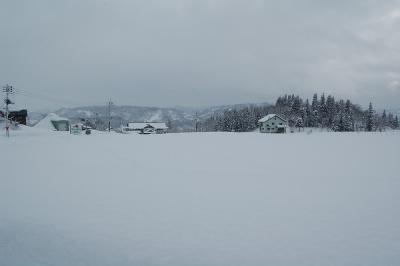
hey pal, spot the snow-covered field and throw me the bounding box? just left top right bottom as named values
left=1, top=128, right=400, bottom=266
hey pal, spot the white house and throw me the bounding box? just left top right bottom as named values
left=258, top=114, right=287, bottom=133
left=123, top=122, right=168, bottom=134
left=35, top=113, right=70, bottom=131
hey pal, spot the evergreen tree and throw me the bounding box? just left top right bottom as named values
left=305, top=99, right=312, bottom=127
left=366, top=102, right=374, bottom=131
left=393, top=116, right=399, bottom=129
left=319, top=93, right=327, bottom=127
left=310, top=93, right=318, bottom=127
left=326, top=95, right=336, bottom=128
left=380, top=110, right=387, bottom=130
left=291, top=96, right=301, bottom=116
left=388, top=113, right=394, bottom=129
left=333, top=100, right=345, bottom=131
left=295, top=117, right=304, bottom=131
left=343, top=99, right=354, bottom=131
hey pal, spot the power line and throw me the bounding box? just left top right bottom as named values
left=13, top=88, right=96, bottom=107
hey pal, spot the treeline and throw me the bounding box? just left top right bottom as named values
left=201, top=94, right=399, bottom=132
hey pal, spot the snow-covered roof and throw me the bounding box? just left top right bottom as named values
left=35, top=113, right=69, bottom=130
left=127, top=122, right=168, bottom=130
left=258, top=114, right=287, bottom=123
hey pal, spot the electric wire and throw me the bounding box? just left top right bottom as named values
left=13, top=88, right=99, bottom=107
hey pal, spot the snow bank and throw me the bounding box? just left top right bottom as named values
left=1, top=131, right=399, bottom=265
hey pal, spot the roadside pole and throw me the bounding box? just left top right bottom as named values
left=2, top=84, right=14, bottom=137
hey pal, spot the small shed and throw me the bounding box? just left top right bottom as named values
left=258, top=114, right=287, bottom=133
left=35, top=113, right=70, bottom=131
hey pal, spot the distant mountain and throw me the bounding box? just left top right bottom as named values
left=57, top=105, right=189, bottom=122
left=194, top=102, right=270, bottom=119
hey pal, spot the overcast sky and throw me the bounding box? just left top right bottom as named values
left=1, top=0, right=400, bottom=110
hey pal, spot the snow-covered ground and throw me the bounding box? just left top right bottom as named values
left=1, top=127, right=400, bottom=266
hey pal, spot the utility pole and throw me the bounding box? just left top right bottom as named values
left=2, top=84, right=14, bottom=137
left=194, top=112, right=198, bottom=132
left=108, top=99, right=113, bottom=132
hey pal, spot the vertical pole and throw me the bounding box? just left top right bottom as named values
left=3, top=84, right=14, bottom=137
left=5, top=90, right=9, bottom=137
left=194, top=112, right=198, bottom=132
left=108, top=99, right=113, bottom=132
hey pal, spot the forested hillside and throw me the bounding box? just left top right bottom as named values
left=201, top=94, right=399, bottom=132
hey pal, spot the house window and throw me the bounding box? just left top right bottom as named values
left=272, top=122, right=275, bottom=125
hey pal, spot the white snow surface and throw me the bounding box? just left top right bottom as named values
left=1, top=128, right=400, bottom=266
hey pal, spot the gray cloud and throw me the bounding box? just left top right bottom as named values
left=1, top=0, right=400, bottom=110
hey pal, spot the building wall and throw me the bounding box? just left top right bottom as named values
left=1, top=109, right=28, bottom=125
left=51, top=120, right=70, bottom=131
left=260, top=116, right=287, bottom=133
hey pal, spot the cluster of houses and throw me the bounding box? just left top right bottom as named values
left=2, top=108, right=289, bottom=134
left=120, top=115, right=288, bottom=134
left=36, top=114, right=288, bottom=134
left=32, top=113, right=170, bottom=134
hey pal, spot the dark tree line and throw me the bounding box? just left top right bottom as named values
left=201, top=93, right=399, bottom=132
